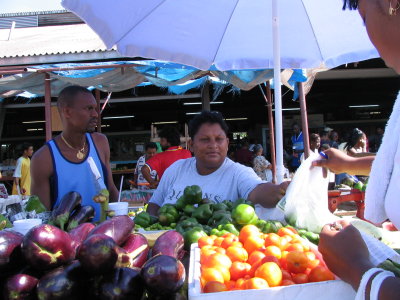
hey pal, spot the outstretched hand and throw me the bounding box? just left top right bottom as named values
left=312, top=148, right=353, bottom=174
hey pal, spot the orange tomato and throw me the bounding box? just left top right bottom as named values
left=254, top=262, right=282, bottom=287
left=278, top=227, right=296, bottom=237
left=239, top=225, right=260, bottom=243
left=285, top=243, right=304, bottom=252
left=281, top=269, right=292, bottom=281
left=226, top=246, right=248, bottom=262
left=286, top=251, right=309, bottom=274
left=248, top=250, right=266, bottom=266
left=235, top=278, right=248, bottom=290
left=305, top=251, right=320, bottom=269
left=245, top=277, right=269, bottom=290
left=209, top=235, right=218, bottom=240
left=203, top=252, right=232, bottom=270
left=264, top=245, right=282, bottom=259
left=198, top=236, right=215, bottom=248
left=281, top=279, right=296, bottom=286
left=215, top=266, right=231, bottom=282
left=292, top=273, right=309, bottom=284
left=230, top=261, right=251, bottom=281
left=214, top=247, right=226, bottom=255
left=225, top=280, right=236, bottom=291
left=201, top=268, right=225, bottom=286
left=230, top=241, right=243, bottom=248
left=213, top=237, right=225, bottom=247
left=244, top=235, right=264, bottom=254
left=280, top=250, right=289, bottom=269
left=203, top=281, right=227, bottom=293
left=221, top=236, right=235, bottom=249
left=308, top=266, right=335, bottom=282
left=264, top=233, right=282, bottom=248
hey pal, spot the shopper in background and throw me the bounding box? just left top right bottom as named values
left=344, top=128, right=372, bottom=157
left=12, top=143, right=34, bottom=196
left=300, top=133, right=321, bottom=163
left=289, top=123, right=304, bottom=172
left=31, top=86, right=118, bottom=220
left=131, top=142, right=157, bottom=190
left=252, top=144, right=272, bottom=181
left=329, top=131, right=340, bottom=149
left=235, top=139, right=253, bottom=167
left=142, top=126, right=191, bottom=188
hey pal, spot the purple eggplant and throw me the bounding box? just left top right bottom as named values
left=115, top=233, right=149, bottom=269
left=49, top=191, right=82, bottom=231
left=36, top=261, right=87, bottom=300
left=141, top=255, right=185, bottom=297
left=98, top=267, right=144, bottom=300
left=88, top=215, right=134, bottom=246
left=0, top=230, right=24, bottom=273
left=151, top=230, right=184, bottom=260
left=77, top=233, right=118, bottom=274
left=68, top=222, right=95, bottom=252
left=21, top=224, right=75, bottom=270
left=66, top=205, right=95, bottom=232
left=3, top=274, right=38, bottom=300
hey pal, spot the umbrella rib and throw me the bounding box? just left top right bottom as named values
left=300, top=0, right=323, bottom=63
left=211, top=0, right=241, bottom=66
left=114, top=0, right=169, bottom=45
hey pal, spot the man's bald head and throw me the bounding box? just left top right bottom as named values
left=57, top=86, right=92, bottom=112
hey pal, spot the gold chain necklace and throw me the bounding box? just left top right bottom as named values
left=61, top=134, right=86, bottom=159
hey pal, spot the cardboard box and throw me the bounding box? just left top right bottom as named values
left=188, top=245, right=356, bottom=300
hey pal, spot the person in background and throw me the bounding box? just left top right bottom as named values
left=235, top=139, right=253, bottom=167
left=12, top=143, right=34, bottom=196
left=289, top=123, right=303, bottom=172
left=147, top=111, right=288, bottom=215
left=131, top=142, right=157, bottom=190
left=31, top=86, right=118, bottom=220
left=345, top=128, right=373, bottom=157
left=320, top=128, right=332, bottom=148
left=329, top=131, right=339, bottom=149
left=252, top=144, right=272, bottom=181
left=369, top=126, right=384, bottom=153
left=142, top=126, right=191, bottom=189
left=314, top=0, right=400, bottom=298
left=300, top=133, right=321, bottom=163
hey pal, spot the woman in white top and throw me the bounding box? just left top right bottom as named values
left=313, top=0, right=400, bottom=299
left=252, top=145, right=272, bottom=181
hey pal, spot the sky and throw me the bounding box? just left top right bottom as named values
left=0, top=0, right=64, bottom=14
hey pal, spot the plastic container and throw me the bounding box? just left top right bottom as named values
left=109, top=202, right=129, bottom=216
left=188, top=244, right=356, bottom=300
left=13, top=218, right=42, bottom=235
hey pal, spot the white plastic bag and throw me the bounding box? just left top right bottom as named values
left=283, top=152, right=338, bottom=233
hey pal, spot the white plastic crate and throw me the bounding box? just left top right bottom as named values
left=188, top=244, right=356, bottom=300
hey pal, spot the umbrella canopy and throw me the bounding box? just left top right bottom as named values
left=62, top=0, right=378, bottom=71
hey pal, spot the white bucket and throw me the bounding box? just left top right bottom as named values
left=13, top=218, right=42, bottom=235
left=109, top=202, right=129, bottom=216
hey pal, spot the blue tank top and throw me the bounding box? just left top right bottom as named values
left=47, top=133, right=108, bottom=221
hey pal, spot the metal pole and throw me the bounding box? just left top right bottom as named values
left=201, top=80, right=211, bottom=111
left=95, top=89, right=102, bottom=133
left=44, top=73, right=52, bottom=141
left=298, top=82, right=310, bottom=159
left=266, top=83, right=277, bottom=183
left=272, top=0, right=284, bottom=183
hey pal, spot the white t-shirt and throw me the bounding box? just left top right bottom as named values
left=13, top=157, right=24, bottom=178
left=149, top=157, right=264, bottom=206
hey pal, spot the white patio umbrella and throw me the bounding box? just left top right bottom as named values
left=62, top=0, right=378, bottom=181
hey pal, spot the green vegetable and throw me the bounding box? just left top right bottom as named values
left=175, top=196, right=186, bottom=211
left=354, top=181, right=364, bottom=191
left=232, top=204, right=256, bottom=225
left=232, top=198, right=254, bottom=209
left=212, top=203, right=228, bottom=212
left=135, top=212, right=152, bottom=228
left=210, top=228, right=230, bottom=237
left=158, top=204, right=179, bottom=226
left=183, top=204, right=196, bottom=216
left=222, top=200, right=234, bottom=211
left=217, top=223, right=239, bottom=236
left=302, top=231, right=320, bottom=245
left=208, top=210, right=232, bottom=227
left=176, top=218, right=200, bottom=235
left=183, top=185, right=203, bottom=205
left=183, top=227, right=207, bottom=250
left=256, top=220, right=268, bottom=232
left=25, top=195, right=46, bottom=213
left=192, top=204, right=213, bottom=224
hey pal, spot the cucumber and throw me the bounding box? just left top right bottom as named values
left=350, top=219, right=383, bottom=241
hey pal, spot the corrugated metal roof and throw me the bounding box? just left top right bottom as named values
left=0, top=15, right=38, bottom=29
left=0, top=10, right=69, bottom=18
left=0, top=23, right=116, bottom=60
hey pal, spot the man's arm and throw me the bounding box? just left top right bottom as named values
left=30, top=146, right=53, bottom=210
left=248, top=181, right=289, bottom=208
left=141, top=165, right=158, bottom=189
left=93, top=133, right=118, bottom=202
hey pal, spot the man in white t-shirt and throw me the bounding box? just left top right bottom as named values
left=147, top=111, right=289, bottom=215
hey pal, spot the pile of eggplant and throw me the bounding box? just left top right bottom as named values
left=0, top=215, right=187, bottom=300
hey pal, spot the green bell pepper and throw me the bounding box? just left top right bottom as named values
left=183, top=226, right=207, bottom=250
left=212, top=203, right=228, bottom=212
left=134, top=211, right=152, bottom=228
left=255, top=219, right=268, bottom=232
left=192, top=203, right=213, bottom=224
left=158, top=204, right=179, bottom=226
left=217, top=223, right=239, bottom=236
left=183, top=204, right=196, bottom=216
left=202, top=225, right=212, bottom=235
left=210, top=228, right=230, bottom=237
left=207, top=210, right=233, bottom=227
left=222, top=200, right=233, bottom=211
left=176, top=218, right=201, bottom=235
left=232, top=204, right=256, bottom=225
left=183, top=185, right=203, bottom=205
left=175, top=196, right=187, bottom=211
left=232, top=198, right=254, bottom=209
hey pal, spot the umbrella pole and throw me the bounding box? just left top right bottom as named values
left=272, top=0, right=284, bottom=183
left=298, top=82, right=310, bottom=159
left=201, top=80, right=211, bottom=111
left=44, top=73, right=52, bottom=142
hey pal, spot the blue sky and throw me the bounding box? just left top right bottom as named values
left=0, top=0, right=63, bottom=14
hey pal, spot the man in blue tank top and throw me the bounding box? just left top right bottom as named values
left=31, top=86, right=118, bottom=221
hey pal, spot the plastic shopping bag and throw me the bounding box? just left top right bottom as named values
left=283, top=152, right=338, bottom=233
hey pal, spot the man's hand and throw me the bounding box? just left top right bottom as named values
left=249, top=181, right=289, bottom=208
left=148, top=180, right=159, bottom=189
left=319, top=220, right=373, bottom=289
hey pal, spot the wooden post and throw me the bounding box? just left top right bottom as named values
left=266, top=83, right=277, bottom=183
left=44, top=73, right=52, bottom=141
left=298, top=82, right=310, bottom=159
left=95, top=89, right=102, bottom=133
left=201, top=80, right=211, bottom=111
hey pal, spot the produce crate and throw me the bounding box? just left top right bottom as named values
left=188, top=244, right=356, bottom=300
